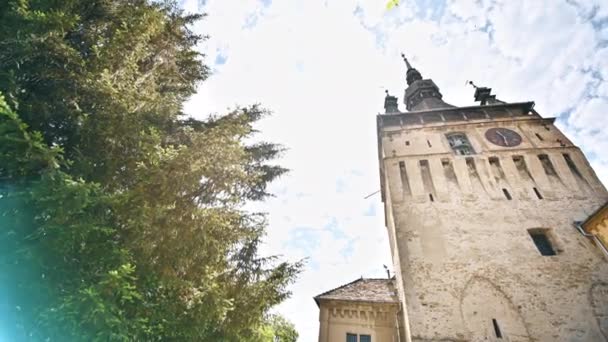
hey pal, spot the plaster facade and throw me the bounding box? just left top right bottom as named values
left=317, top=300, right=400, bottom=342
left=378, top=103, right=608, bottom=341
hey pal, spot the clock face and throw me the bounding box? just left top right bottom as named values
left=485, top=128, right=522, bottom=147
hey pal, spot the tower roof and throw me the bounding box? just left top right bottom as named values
left=469, top=81, right=505, bottom=105
left=402, top=53, right=422, bottom=86
left=400, top=53, right=455, bottom=111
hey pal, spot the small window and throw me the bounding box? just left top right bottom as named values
left=535, top=133, right=544, bottom=141
left=538, top=154, right=557, bottom=175
left=360, top=335, right=371, bottom=342
left=528, top=229, right=557, bottom=256
left=429, top=193, right=434, bottom=202
left=405, top=140, right=410, bottom=146
left=563, top=153, right=583, bottom=177
left=533, top=187, right=543, bottom=199
left=502, top=188, right=512, bottom=200
left=427, top=139, right=432, bottom=148
left=446, top=133, right=475, bottom=155
left=347, top=333, right=357, bottom=342
left=492, top=319, right=503, bottom=339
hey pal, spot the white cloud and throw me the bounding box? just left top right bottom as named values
left=181, top=0, right=608, bottom=340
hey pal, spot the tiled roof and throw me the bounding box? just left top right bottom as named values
left=314, top=278, right=399, bottom=306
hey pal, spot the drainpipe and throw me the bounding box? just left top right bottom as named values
left=574, top=221, right=608, bottom=260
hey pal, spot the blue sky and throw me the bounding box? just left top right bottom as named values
left=180, top=0, right=608, bottom=340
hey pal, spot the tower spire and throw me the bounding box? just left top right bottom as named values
left=401, top=53, right=413, bottom=70
left=401, top=52, right=422, bottom=86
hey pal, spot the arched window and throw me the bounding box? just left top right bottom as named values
left=446, top=133, right=475, bottom=155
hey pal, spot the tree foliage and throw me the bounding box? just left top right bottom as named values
left=0, top=0, right=301, bottom=340
left=257, top=314, right=299, bottom=342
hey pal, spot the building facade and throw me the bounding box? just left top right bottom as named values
left=315, top=278, right=401, bottom=342
left=376, top=56, right=608, bottom=341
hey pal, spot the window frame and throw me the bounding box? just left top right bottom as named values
left=445, top=132, right=476, bottom=156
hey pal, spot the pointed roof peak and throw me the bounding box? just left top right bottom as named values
left=400, top=53, right=423, bottom=86
left=401, top=52, right=413, bottom=70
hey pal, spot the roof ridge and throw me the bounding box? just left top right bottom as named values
left=313, top=277, right=397, bottom=307
left=313, top=277, right=364, bottom=300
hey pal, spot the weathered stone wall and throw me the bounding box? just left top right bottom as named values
left=380, top=115, right=608, bottom=341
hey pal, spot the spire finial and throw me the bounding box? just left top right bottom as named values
left=467, top=80, right=478, bottom=89
left=401, top=52, right=413, bottom=70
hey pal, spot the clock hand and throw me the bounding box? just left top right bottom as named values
left=496, top=131, right=508, bottom=145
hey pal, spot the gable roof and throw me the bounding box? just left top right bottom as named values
left=314, top=277, right=399, bottom=307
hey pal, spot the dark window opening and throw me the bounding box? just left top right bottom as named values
left=535, top=133, right=544, bottom=141
left=429, top=193, right=434, bottom=202
left=563, top=153, right=583, bottom=178
left=360, top=335, right=371, bottom=342
left=346, top=333, right=357, bottom=342
left=492, top=319, right=503, bottom=339
left=533, top=187, right=543, bottom=199
left=529, top=229, right=557, bottom=256
left=399, top=161, right=411, bottom=196
left=538, top=154, right=557, bottom=175
left=427, top=139, right=432, bottom=148
left=489, top=157, right=499, bottom=166
left=502, top=188, right=512, bottom=200
left=405, top=140, right=410, bottom=146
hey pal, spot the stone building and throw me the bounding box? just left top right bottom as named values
left=316, top=56, right=608, bottom=341
left=315, top=278, right=401, bottom=342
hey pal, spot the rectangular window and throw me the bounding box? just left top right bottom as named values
left=563, top=153, right=582, bottom=178
left=492, top=319, right=503, bottom=339
left=360, top=335, right=371, bottom=342
left=538, top=154, right=557, bottom=175
left=347, top=333, right=357, bottom=342
left=502, top=188, right=512, bottom=200
left=533, top=187, right=543, bottom=199
left=528, top=229, right=557, bottom=256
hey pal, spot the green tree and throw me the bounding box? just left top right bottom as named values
left=0, top=0, right=301, bottom=340
left=251, top=314, right=298, bottom=342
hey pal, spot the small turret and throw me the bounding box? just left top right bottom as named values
left=384, top=90, right=399, bottom=113
left=468, top=81, right=505, bottom=105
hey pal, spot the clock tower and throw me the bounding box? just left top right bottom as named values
left=378, top=56, right=608, bottom=341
